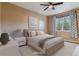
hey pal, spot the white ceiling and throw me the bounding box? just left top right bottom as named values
left=10, top=2, right=79, bottom=16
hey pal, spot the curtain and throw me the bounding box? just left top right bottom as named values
left=70, top=11, right=78, bottom=38
left=51, top=16, right=57, bottom=36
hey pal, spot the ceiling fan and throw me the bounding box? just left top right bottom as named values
left=40, top=2, right=63, bottom=11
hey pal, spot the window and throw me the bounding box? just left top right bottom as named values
left=55, top=15, right=71, bottom=31
left=39, top=20, right=44, bottom=30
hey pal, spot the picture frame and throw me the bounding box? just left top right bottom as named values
left=28, top=16, right=39, bottom=30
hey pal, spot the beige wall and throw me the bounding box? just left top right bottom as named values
left=47, top=16, right=52, bottom=34
left=1, top=3, right=47, bottom=34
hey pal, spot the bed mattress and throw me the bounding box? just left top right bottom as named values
left=28, top=34, right=64, bottom=52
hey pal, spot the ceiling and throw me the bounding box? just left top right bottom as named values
left=10, top=2, right=79, bottom=16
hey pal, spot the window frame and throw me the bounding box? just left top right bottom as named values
left=55, top=15, right=71, bottom=32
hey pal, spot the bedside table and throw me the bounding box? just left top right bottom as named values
left=15, top=37, right=26, bottom=46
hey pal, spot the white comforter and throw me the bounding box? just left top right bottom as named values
left=28, top=34, right=64, bottom=52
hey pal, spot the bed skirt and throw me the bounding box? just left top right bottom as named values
left=45, top=41, right=64, bottom=56
left=28, top=41, right=64, bottom=56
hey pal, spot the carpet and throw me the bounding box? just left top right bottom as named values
left=19, top=42, right=79, bottom=56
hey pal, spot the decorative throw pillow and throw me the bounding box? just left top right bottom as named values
left=0, top=33, right=9, bottom=45
left=29, top=31, right=36, bottom=37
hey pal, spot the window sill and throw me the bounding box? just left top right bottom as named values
left=56, top=30, right=71, bottom=32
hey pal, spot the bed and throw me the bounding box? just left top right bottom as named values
left=27, top=33, right=64, bottom=55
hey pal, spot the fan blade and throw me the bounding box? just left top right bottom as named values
left=49, top=2, right=53, bottom=5
left=40, top=4, right=49, bottom=6
left=53, top=2, right=63, bottom=6
left=44, top=7, right=49, bottom=11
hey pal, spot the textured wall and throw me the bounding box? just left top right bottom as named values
left=46, top=16, right=52, bottom=34
left=1, top=3, right=47, bottom=34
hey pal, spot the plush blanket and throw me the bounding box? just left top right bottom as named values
left=39, top=36, right=55, bottom=49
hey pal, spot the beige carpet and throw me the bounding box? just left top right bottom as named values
left=65, top=39, right=79, bottom=44
left=19, top=42, right=79, bottom=56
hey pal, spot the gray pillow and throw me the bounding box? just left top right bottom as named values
left=23, top=29, right=29, bottom=37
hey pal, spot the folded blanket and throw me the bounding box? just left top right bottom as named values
left=39, top=36, right=55, bottom=49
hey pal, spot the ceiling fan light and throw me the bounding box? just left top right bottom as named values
left=49, top=5, right=53, bottom=8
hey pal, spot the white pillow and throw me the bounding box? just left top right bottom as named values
left=37, top=31, right=45, bottom=35
left=29, top=31, right=36, bottom=37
